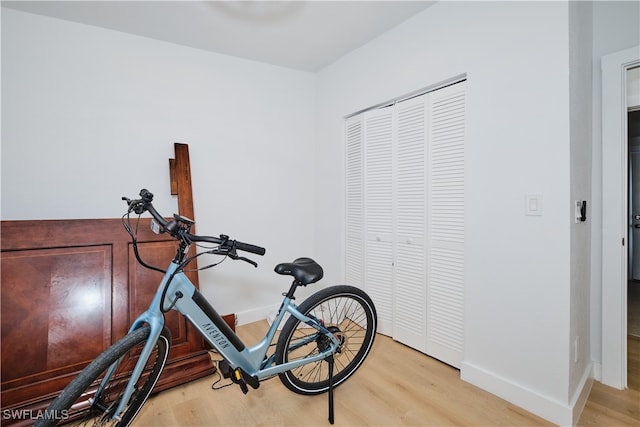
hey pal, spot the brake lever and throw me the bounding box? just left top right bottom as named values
left=208, top=249, right=257, bottom=268
left=236, top=256, right=258, bottom=268
left=122, top=196, right=146, bottom=214
left=210, top=236, right=258, bottom=268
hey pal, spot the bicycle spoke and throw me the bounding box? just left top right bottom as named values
left=36, top=327, right=169, bottom=427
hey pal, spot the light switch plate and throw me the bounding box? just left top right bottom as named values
left=525, top=194, right=542, bottom=216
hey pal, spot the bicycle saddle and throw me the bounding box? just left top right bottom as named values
left=274, top=257, right=323, bottom=285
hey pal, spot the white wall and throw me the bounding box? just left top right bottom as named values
left=1, top=8, right=318, bottom=321
left=316, top=1, right=576, bottom=424
left=589, top=0, right=640, bottom=379
left=568, top=0, right=593, bottom=417
left=5, top=1, right=637, bottom=425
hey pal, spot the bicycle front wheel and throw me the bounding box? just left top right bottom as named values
left=275, top=285, right=377, bottom=395
left=35, top=325, right=170, bottom=427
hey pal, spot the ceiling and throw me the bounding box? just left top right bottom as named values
left=2, top=1, right=436, bottom=72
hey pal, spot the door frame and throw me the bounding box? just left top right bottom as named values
left=602, top=45, right=640, bottom=389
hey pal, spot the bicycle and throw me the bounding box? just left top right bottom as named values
left=35, top=189, right=377, bottom=426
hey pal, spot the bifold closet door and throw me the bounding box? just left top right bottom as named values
left=426, top=82, right=466, bottom=368
left=392, top=97, right=428, bottom=352
left=345, top=118, right=364, bottom=305
left=344, top=80, right=466, bottom=368
left=362, top=107, right=395, bottom=336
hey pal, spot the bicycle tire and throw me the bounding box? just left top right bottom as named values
left=34, top=325, right=170, bottom=427
left=275, top=285, right=377, bottom=395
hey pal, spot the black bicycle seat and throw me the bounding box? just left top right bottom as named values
left=274, top=257, right=323, bottom=285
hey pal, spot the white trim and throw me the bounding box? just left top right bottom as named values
left=570, top=364, right=594, bottom=426
left=343, top=74, right=466, bottom=119
left=592, top=361, right=602, bottom=382
left=236, top=304, right=276, bottom=326
left=461, top=362, right=574, bottom=426
left=601, top=45, right=640, bottom=389
left=461, top=361, right=593, bottom=426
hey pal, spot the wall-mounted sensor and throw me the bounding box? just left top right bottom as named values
left=575, top=200, right=587, bottom=223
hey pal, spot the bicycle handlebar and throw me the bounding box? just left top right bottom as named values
left=123, top=189, right=266, bottom=257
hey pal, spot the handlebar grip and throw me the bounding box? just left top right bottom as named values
left=235, top=241, right=266, bottom=256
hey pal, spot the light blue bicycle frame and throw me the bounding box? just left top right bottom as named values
left=102, top=261, right=341, bottom=422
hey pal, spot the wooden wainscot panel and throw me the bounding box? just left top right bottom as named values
left=1, top=218, right=215, bottom=426
left=1, top=245, right=112, bottom=408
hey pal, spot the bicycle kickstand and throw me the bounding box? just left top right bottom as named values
left=327, top=355, right=335, bottom=425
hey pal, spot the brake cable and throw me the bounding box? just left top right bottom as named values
left=122, top=211, right=166, bottom=274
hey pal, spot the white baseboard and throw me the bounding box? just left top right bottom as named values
left=570, top=363, right=594, bottom=426
left=461, top=361, right=593, bottom=426
left=235, top=305, right=274, bottom=326
left=591, top=361, right=602, bottom=382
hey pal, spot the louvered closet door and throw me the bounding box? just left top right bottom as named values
left=345, top=117, right=364, bottom=290
left=392, top=97, right=427, bottom=352
left=426, top=82, right=466, bottom=368
left=345, top=80, right=466, bottom=368
left=363, top=107, right=394, bottom=336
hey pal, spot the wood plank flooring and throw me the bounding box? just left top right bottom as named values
left=629, top=336, right=640, bottom=391
left=133, top=321, right=639, bottom=426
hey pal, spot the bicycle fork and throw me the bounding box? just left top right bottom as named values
left=94, top=272, right=171, bottom=423
left=92, top=311, right=165, bottom=423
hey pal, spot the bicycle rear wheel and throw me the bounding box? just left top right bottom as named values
left=275, top=285, right=377, bottom=395
left=35, top=325, right=170, bottom=427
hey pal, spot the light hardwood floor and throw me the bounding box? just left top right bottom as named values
left=133, top=321, right=639, bottom=426
left=629, top=336, right=640, bottom=391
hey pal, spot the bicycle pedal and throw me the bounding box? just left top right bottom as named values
left=231, top=367, right=260, bottom=393
left=233, top=370, right=249, bottom=394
